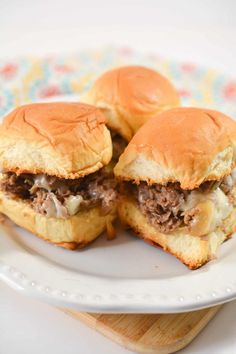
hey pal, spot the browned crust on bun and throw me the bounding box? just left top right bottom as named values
left=82, top=65, right=180, bottom=141
left=0, top=102, right=112, bottom=178
left=55, top=241, right=79, bottom=250
left=114, top=107, right=236, bottom=189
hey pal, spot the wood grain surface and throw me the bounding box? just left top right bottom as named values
left=63, top=306, right=221, bottom=354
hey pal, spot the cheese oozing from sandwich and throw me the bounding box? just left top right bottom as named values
left=123, top=168, right=236, bottom=237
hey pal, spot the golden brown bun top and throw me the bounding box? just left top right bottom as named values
left=82, top=65, right=180, bottom=141
left=114, top=107, right=236, bottom=189
left=0, top=102, right=112, bottom=178
left=2, top=102, right=106, bottom=153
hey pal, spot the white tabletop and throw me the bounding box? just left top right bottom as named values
left=1, top=282, right=236, bottom=354
left=1, top=1, right=236, bottom=353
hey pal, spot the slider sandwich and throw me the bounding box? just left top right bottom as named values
left=82, top=66, right=180, bottom=160
left=0, top=102, right=117, bottom=249
left=114, top=107, right=236, bottom=269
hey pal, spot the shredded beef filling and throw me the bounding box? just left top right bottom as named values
left=0, top=169, right=117, bottom=219
left=133, top=182, right=187, bottom=233
left=110, top=131, right=127, bottom=160
left=125, top=172, right=236, bottom=234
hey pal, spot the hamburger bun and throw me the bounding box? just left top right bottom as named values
left=0, top=190, right=116, bottom=249
left=82, top=66, right=180, bottom=141
left=0, top=102, right=112, bottom=179
left=114, top=107, right=236, bottom=189
left=119, top=195, right=236, bottom=269
left=115, top=107, right=236, bottom=268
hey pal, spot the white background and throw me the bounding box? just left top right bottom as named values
left=1, top=1, right=236, bottom=353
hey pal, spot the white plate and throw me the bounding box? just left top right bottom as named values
left=1, top=221, right=236, bottom=313
left=1, top=93, right=236, bottom=314
left=1, top=58, right=236, bottom=313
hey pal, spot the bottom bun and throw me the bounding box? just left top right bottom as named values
left=0, top=191, right=116, bottom=250
left=119, top=197, right=236, bottom=269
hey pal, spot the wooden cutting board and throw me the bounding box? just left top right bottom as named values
left=63, top=305, right=221, bottom=354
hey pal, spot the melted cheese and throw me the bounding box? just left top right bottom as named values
left=182, top=188, right=232, bottom=234
left=64, top=195, right=83, bottom=216
left=50, top=193, right=68, bottom=218
left=33, top=175, right=84, bottom=217
left=34, top=174, right=52, bottom=191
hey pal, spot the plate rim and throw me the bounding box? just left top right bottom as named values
left=1, top=257, right=236, bottom=313
left=1, top=222, right=236, bottom=314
